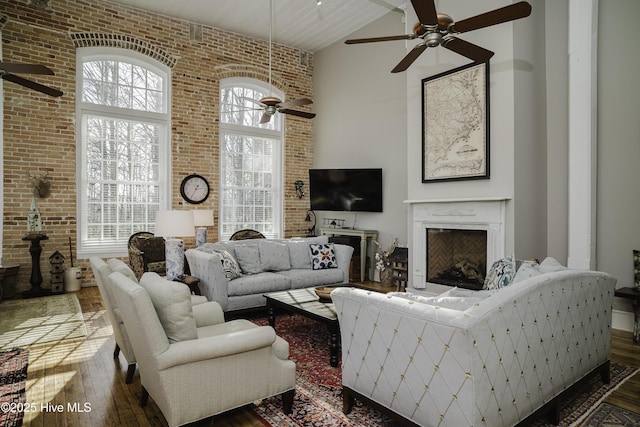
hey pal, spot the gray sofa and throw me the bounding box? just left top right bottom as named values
left=185, top=236, right=354, bottom=312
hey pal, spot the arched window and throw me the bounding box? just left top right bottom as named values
left=76, top=47, right=171, bottom=256
left=219, top=78, right=283, bottom=239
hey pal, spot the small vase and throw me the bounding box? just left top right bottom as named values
left=379, top=267, right=394, bottom=287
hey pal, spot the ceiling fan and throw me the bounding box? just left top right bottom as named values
left=345, top=0, right=532, bottom=73
left=0, top=62, right=63, bottom=97
left=249, top=0, right=316, bottom=124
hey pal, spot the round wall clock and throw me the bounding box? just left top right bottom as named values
left=180, top=174, right=210, bottom=205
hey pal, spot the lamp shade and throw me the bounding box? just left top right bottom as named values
left=192, top=209, right=214, bottom=227
left=154, top=210, right=195, bottom=238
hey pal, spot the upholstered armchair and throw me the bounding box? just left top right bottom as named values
left=90, top=257, right=208, bottom=385
left=90, top=257, right=139, bottom=383
left=128, top=231, right=154, bottom=280
left=109, top=271, right=296, bottom=427
left=230, top=229, right=265, bottom=240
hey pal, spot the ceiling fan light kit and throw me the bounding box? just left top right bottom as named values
left=345, top=0, right=532, bottom=73
left=238, top=0, right=315, bottom=124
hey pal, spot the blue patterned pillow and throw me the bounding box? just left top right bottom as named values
left=309, top=243, right=338, bottom=270
left=483, top=255, right=516, bottom=290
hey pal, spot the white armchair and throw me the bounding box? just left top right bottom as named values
left=109, top=271, right=296, bottom=427
left=89, top=257, right=138, bottom=383
left=90, top=257, right=209, bottom=384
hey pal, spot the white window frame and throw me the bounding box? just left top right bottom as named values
left=219, top=77, right=284, bottom=240
left=76, top=47, right=171, bottom=257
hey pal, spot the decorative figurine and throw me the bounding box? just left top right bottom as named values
left=27, top=197, right=43, bottom=234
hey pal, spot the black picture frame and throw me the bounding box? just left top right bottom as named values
left=421, top=61, right=490, bottom=183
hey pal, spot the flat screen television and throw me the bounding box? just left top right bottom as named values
left=309, top=168, right=383, bottom=212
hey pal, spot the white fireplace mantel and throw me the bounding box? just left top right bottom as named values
left=406, top=197, right=510, bottom=294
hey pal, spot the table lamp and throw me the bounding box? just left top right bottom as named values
left=193, top=209, right=214, bottom=247
left=155, top=210, right=195, bottom=280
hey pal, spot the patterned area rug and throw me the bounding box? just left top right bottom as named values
left=580, top=403, right=640, bottom=426
left=0, top=348, right=28, bottom=427
left=0, top=294, right=86, bottom=350
left=249, top=314, right=639, bottom=427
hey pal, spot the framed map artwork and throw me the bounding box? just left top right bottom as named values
left=421, top=61, right=489, bottom=182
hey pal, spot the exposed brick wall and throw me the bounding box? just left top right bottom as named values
left=1, top=0, right=314, bottom=292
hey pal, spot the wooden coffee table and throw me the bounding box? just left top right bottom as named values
left=264, top=287, right=342, bottom=367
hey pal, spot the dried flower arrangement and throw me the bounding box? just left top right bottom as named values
left=374, top=238, right=398, bottom=272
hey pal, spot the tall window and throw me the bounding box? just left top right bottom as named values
left=77, top=47, right=170, bottom=256
left=219, top=78, right=283, bottom=240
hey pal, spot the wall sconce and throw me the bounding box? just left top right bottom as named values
left=295, top=180, right=305, bottom=199
left=305, top=209, right=316, bottom=236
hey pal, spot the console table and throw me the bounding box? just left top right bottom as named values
left=320, top=228, right=377, bottom=283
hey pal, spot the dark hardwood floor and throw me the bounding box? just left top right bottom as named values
left=19, top=286, right=640, bottom=426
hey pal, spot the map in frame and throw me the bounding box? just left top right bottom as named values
left=422, top=61, right=489, bottom=182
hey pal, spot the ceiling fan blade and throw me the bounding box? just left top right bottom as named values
left=280, top=109, right=316, bottom=119
left=0, top=62, right=55, bottom=75
left=411, top=0, right=438, bottom=26
left=442, top=37, right=494, bottom=62
left=391, top=43, right=428, bottom=73
left=1, top=73, right=63, bottom=97
left=242, top=97, right=266, bottom=107
left=451, top=1, right=532, bottom=34
left=345, top=34, right=415, bottom=44
left=260, top=112, right=272, bottom=124
left=277, top=98, right=313, bottom=109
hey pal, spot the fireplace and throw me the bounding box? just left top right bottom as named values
left=408, top=198, right=508, bottom=292
left=427, top=228, right=487, bottom=290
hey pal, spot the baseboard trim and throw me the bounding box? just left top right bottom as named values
left=613, top=308, right=634, bottom=332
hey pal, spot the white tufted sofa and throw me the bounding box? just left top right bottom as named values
left=332, top=267, right=616, bottom=427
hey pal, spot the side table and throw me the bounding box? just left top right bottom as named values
left=615, top=286, right=640, bottom=343
left=175, top=275, right=201, bottom=296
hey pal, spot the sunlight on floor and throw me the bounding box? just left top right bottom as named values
left=23, top=309, right=114, bottom=425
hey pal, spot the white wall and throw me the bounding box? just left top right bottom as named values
left=313, top=11, right=408, bottom=257
left=544, top=0, right=569, bottom=263
left=597, top=1, right=640, bottom=320
left=313, top=1, right=640, bottom=322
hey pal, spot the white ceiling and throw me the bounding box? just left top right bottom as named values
left=105, top=0, right=407, bottom=52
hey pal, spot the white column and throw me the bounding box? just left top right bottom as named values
left=567, top=0, right=598, bottom=270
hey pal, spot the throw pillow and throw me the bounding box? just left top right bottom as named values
left=286, top=236, right=329, bottom=269
left=309, top=243, right=338, bottom=270
left=513, top=260, right=541, bottom=283
left=234, top=243, right=262, bottom=274
left=538, top=257, right=568, bottom=273
left=214, top=249, right=242, bottom=280
left=259, top=240, right=291, bottom=272
left=139, top=273, right=197, bottom=343
left=483, top=255, right=516, bottom=290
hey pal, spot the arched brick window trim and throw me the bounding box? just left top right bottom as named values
left=70, top=33, right=177, bottom=69
left=214, top=64, right=288, bottom=95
